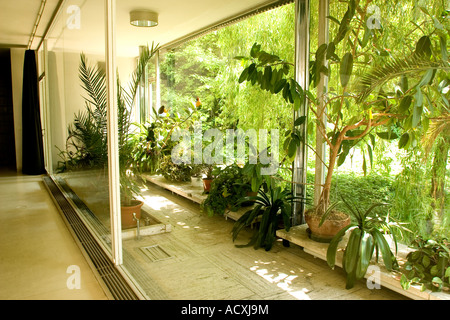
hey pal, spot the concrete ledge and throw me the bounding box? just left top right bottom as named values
left=141, top=174, right=250, bottom=221
left=276, top=224, right=449, bottom=300
left=141, top=174, right=449, bottom=300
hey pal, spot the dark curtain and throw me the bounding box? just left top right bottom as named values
left=22, top=50, right=45, bottom=175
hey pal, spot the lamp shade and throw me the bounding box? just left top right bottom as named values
left=130, top=10, right=158, bottom=27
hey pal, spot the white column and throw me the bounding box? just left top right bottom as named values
left=314, top=0, right=329, bottom=206
left=155, top=50, right=161, bottom=111
left=292, top=0, right=310, bottom=225
left=105, top=0, right=122, bottom=265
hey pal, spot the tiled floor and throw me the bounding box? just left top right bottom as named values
left=0, top=169, right=109, bottom=300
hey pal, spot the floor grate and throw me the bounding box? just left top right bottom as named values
left=140, top=245, right=173, bottom=262
left=43, top=175, right=140, bottom=300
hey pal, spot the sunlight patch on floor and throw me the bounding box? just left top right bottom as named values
left=250, top=261, right=312, bottom=300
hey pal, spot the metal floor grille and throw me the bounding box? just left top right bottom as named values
left=43, top=175, right=139, bottom=300
left=140, top=245, right=173, bottom=262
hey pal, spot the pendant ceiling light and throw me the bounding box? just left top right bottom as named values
left=130, top=10, right=158, bottom=27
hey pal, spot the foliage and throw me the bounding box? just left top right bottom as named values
left=327, top=197, right=400, bottom=289
left=57, top=43, right=160, bottom=205
left=401, top=236, right=450, bottom=292
left=157, top=155, right=193, bottom=182
left=235, top=1, right=450, bottom=223
left=56, top=53, right=108, bottom=172
left=201, top=164, right=251, bottom=216
left=232, top=186, right=304, bottom=251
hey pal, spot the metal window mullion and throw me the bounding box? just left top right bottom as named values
left=314, top=0, right=329, bottom=206
left=155, top=51, right=161, bottom=112
left=42, top=39, right=54, bottom=173
left=292, top=0, right=310, bottom=226
left=105, top=0, right=122, bottom=266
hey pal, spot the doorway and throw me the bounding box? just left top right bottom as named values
left=0, top=49, right=17, bottom=171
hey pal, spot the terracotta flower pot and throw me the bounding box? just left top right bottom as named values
left=305, top=209, right=351, bottom=243
left=121, top=200, right=143, bottom=229
left=202, top=178, right=213, bottom=193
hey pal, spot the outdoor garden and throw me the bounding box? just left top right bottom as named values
left=56, top=0, right=449, bottom=295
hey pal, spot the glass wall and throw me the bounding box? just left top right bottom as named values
left=42, top=0, right=113, bottom=254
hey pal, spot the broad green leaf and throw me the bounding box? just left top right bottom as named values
left=288, top=139, right=297, bottom=158
left=337, top=151, right=348, bottom=167
left=274, top=79, right=286, bottom=94
left=356, top=233, right=374, bottom=279
left=417, top=69, right=434, bottom=88
left=340, top=52, right=354, bottom=87
left=412, top=105, right=423, bottom=128
left=414, top=36, right=432, bottom=59
left=376, top=131, right=399, bottom=140
left=250, top=43, right=261, bottom=58
left=422, top=255, right=430, bottom=268
left=372, top=229, right=394, bottom=270
left=400, top=274, right=411, bottom=290
left=440, top=36, right=448, bottom=65
left=238, top=67, right=249, bottom=83
left=445, top=267, right=450, bottom=278
left=430, top=265, right=438, bottom=276
left=432, top=277, right=443, bottom=289
left=294, top=116, right=307, bottom=127
left=326, top=42, right=336, bottom=59
left=362, top=152, right=367, bottom=176
left=398, top=133, right=409, bottom=149
left=344, top=228, right=362, bottom=274
left=327, top=224, right=354, bottom=269
left=400, top=75, right=408, bottom=93
left=398, top=95, right=412, bottom=113
left=367, top=144, right=373, bottom=168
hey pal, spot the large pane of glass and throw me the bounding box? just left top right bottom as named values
left=115, top=1, right=297, bottom=299
left=43, top=0, right=112, bottom=253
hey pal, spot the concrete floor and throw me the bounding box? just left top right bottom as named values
left=0, top=169, right=409, bottom=300
left=121, top=182, right=409, bottom=300
left=0, top=170, right=109, bottom=300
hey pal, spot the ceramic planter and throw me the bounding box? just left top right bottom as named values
left=305, top=209, right=351, bottom=243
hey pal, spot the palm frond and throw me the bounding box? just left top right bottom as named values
left=355, top=57, right=449, bottom=103
left=125, top=42, right=160, bottom=108
left=422, top=112, right=450, bottom=157
left=79, top=53, right=107, bottom=114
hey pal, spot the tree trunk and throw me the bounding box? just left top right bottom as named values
left=318, top=142, right=340, bottom=215
left=430, top=137, right=449, bottom=232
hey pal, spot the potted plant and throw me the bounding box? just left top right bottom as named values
left=400, top=236, right=450, bottom=293
left=58, top=43, right=159, bottom=228
left=232, top=185, right=305, bottom=251
left=201, top=164, right=216, bottom=193
left=304, top=202, right=351, bottom=243
left=117, top=44, right=160, bottom=228
left=157, top=154, right=193, bottom=182
left=201, top=164, right=250, bottom=215
left=326, top=197, right=400, bottom=289
left=189, top=163, right=204, bottom=188
left=119, top=171, right=144, bottom=229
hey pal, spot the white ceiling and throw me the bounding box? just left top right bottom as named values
left=0, top=0, right=275, bottom=57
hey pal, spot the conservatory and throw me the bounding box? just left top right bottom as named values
left=15, top=0, right=450, bottom=300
